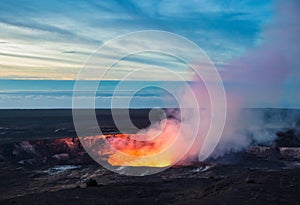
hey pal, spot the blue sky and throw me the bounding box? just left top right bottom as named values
left=0, top=0, right=273, bottom=80
left=0, top=0, right=299, bottom=108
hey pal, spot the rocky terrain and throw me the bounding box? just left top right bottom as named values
left=0, top=129, right=300, bottom=205
left=1, top=109, right=300, bottom=204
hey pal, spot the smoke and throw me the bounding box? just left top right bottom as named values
left=105, top=0, right=300, bottom=166
left=213, top=0, right=300, bottom=157
left=155, top=0, right=300, bottom=162
left=223, top=0, right=300, bottom=108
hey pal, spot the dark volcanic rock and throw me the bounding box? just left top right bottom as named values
left=245, top=177, right=256, bottom=184
left=2, top=168, right=299, bottom=205
left=86, top=179, right=98, bottom=187
left=0, top=138, right=95, bottom=165
left=276, top=129, right=300, bottom=147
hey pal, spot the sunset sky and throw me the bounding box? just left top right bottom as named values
left=0, top=0, right=299, bottom=108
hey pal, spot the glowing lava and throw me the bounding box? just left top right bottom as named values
left=105, top=134, right=173, bottom=167
left=106, top=119, right=180, bottom=167
left=81, top=119, right=184, bottom=167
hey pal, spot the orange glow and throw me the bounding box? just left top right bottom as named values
left=106, top=133, right=175, bottom=156
left=81, top=119, right=186, bottom=167
left=105, top=132, right=176, bottom=167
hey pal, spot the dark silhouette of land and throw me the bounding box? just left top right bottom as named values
left=0, top=109, right=300, bottom=204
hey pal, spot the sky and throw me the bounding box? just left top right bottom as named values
left=0, top=0, right=299, bottom=108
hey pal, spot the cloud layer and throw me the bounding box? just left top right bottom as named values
left=0, top=0, right=272, bottom=80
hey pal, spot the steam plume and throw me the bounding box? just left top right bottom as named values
left=214, top=0, right=300, bottom=157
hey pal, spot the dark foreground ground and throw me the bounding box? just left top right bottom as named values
left=1, top=153, right=300, bottom=205
left=1, top=167, right=300, bottom=205
left=0, top=109, right=300, bottom=204
left=1, top=137, right=300, bottom=205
